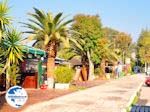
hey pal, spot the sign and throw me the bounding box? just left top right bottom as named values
left=5, top=86, right=28, bottom=108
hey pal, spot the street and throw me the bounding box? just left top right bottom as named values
left=22, top=74, right=144, bottom=112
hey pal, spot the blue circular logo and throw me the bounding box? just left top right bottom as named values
left=5, top=86, right=28, bottom=108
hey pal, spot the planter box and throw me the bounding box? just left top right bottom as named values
left=106, top=73, right=111, bottom=79
left=55, top=83, right=70, bottom=89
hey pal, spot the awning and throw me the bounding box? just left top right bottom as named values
left=22, top=46, right=47, bottom=57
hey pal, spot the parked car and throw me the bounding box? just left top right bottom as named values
left=145, top=77, right=150, bottom=86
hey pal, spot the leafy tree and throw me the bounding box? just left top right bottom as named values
left=23, top=8, right=72, bottom=88
left=97, top=38, right=118, bottom=77
left=71, top=14, right=102, bottom=80
left=102, top=27, right=132, bottom=63
left=115, top=32, right=132, bottom=63
left=137, top=29, right=150, bottom=64
left=102, top=27, right=119, bottom=44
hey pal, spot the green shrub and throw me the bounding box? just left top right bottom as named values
left=54, top=66, right=74, bottom=83
left=120, top=72, right=125, bottom=77
left=94, top=67, right=100, bottom=76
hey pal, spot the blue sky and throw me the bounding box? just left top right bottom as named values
left=6, top=0, right=150, bottom=42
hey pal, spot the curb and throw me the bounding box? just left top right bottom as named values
left=121, top=82, right=143, bottom=112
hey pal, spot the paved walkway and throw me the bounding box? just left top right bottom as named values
left=137, top=82, right=150, bottom=106
left=23, top=74, right=145, bottom=112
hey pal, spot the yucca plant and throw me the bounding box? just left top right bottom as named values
left=7, top=64, right=20, bottom=86
left=0, top=0, right=11, bottom=41
left=1, top=28, right=24, bottom=89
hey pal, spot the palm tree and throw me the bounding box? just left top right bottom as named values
left=98, top=38, right=118, bottom=78
left=0, top=0, right=11, bottom=41
left=68, top=36, right=88, bottom=81
left=0, top=29, right=24, bottom=89
left=23, top=8, right=73, bottom=88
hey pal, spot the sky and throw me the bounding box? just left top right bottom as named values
left=5, top=0, right=150, bottom=42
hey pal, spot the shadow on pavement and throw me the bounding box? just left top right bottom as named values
left=137, top=99, right=148, bottom=105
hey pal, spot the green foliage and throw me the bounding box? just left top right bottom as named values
left=72, top=14, right=102, bottom=37
left=94, top=67, right=100, bottom=76
left=0, top=0, right=11, bottom=42
left=137, top=29, right=150, bottom=63
left=54, top=66, right=74, bottom=83
left=71, top=14, right=103, bottom=64
left=23, top=8, right=73, bottom=50
left=102, top=27, right=132, bottom=63
left=7, top=64, right=20, bottom=86
left=102, top=27, right=119, bottom=41
left=57, top=48, right=76, bottom=60
left=2, top=29, right=24, bottom=65
left=68, top=36, right=88, bottom=64
left=98, top=38, right=118, bottom=63
left=0, top=28, right=24, bottom=89
left=0, top=0, right=11, bottom=30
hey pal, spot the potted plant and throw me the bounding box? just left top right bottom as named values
left=54, top=66, right=74, bottom=89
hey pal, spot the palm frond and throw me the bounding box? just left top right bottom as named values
left=53, top=12, right=63, bottom=25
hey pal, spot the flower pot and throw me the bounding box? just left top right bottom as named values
left=40, top=84, right=47, bottom=90
left=55, top=83, right=70, bottom=89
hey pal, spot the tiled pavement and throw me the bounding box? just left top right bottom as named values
left=23, top=74, right=145, bottom=112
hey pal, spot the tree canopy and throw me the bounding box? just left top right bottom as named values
left=137, top=29, right=150, bottom=63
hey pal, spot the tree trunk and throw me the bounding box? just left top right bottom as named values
left=46, top=41, right=57, bottom=89
left=145, top=62, right=147, bottom=73
left=0, top=30, right=2, bottom=42
left=73, top=67, right=81, bottom=81
left=6, top=67, right=10, bottom=90
left=100, top=58, right=106, bottom=79
left=81, top=64, right=88, bottom=81
left=6, top=75, right=10, bottom=90
left=87, top=51, right=95, bottom=80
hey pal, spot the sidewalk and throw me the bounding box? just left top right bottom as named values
left=137, top=83, right=150, bottom=106
left=23, top=74, right=145, bottom=112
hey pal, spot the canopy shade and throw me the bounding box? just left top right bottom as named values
left=22, top=46, right=47, bottom=57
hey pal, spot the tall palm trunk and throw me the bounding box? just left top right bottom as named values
left=46, top=40, right=57, bottom=88
left=87, top=51, right=95, bottom=80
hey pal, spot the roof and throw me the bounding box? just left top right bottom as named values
left=22, top=46, right=68, bottom=63
left=69, top=58, right=82, bottom=66
left=22, top=46, right=46, bottom=57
